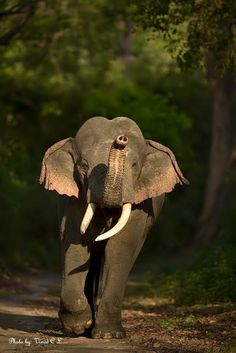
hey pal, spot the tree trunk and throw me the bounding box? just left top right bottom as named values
left=121, top=20, right=133, bottom=73
left=195, top=72, right=235, bottom=244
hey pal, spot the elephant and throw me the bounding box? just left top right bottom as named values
left=40, top=116, right=188, bottom=339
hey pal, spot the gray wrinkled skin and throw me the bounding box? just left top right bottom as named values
left=40, top=116, right=186, bottom=338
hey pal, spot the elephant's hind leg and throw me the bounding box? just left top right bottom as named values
left=92, top=209, right=150, bottom=339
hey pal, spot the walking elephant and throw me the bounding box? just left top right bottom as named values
left=40, top=116, right=188, bottom=338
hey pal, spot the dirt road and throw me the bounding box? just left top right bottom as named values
left=0, top=272, right=235, bottom=353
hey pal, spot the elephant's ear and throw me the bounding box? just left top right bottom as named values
left=135, top=140, right=189, bottom=204
left=39, top=138, right=79, bottom=198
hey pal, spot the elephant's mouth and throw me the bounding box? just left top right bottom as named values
left=80, top=202, right=132, bottom=241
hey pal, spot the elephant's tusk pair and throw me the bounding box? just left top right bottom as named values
left=80, top=203, right=132, bottom=241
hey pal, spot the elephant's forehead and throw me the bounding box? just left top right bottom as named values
left=75, top=116, right=146, bottom=156
left=80, top=142, right=142, bottom=168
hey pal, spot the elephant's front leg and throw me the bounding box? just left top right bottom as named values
left=58, top=198, right=92, bottom=335
left=92, top=209, right=150, bottom=339
left=59, top=242, right=92, bottom=335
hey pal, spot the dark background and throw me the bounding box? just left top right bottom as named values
left=0, top=0, right=236, bottom=305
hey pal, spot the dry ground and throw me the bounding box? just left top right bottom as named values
left=0, top=272, right=235, bottom=353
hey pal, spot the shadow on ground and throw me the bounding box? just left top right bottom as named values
left=0, top=272, right=235, bottom=353
left=0, top=312, right=59, bottom=334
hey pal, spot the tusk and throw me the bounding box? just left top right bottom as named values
left=95, top=203, right=132, bottom=242
left=80, top=203, right=96, bottom=234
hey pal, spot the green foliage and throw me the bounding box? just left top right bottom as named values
left=83, top=78, right=191, bottom=155
left=0, top=0, right=235, bottom=314
left=134, top=0, right=236, bottom=75
left=156, top=317, right=178, bottom=329
left=0, top=1, right=197, bottom=268
left=155, top=242, right=236, bottom=305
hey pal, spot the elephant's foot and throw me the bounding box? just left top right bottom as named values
left=59, top=305, right=92, bottom=336
left=92, top=323, right=126, bottom=339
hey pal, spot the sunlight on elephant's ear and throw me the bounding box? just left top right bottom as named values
left=40, top=138, right=79, bottom=198
left=134, top=140, right=189, bottom=204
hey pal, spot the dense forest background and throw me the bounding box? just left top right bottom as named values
left=0, top=0, right=236, bottom=305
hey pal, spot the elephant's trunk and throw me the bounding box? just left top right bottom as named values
left=103, top=135, right=128, bottom=208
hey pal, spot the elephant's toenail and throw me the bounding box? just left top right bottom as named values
left=102, top=332, right=113, bottom=339
left=74, top=325, right=85, bottom=335
left=93, top=332, right=101, bottom=339
left=63, top=327, right=73, bottom=334
left=116, top=331, right=125, bottom=338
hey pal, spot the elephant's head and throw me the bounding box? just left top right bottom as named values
left=40, top=116, right=188, bottom=241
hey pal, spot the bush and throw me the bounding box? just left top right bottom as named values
left=156, top=243, right=236, bottom=305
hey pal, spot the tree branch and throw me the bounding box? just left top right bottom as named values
left=0, top=0, right=38, bottom=45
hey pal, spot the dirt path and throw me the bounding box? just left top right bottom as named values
left=0, top=272, right=235, bottom=353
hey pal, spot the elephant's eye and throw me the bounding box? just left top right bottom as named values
left=81, top=160, right=88, bottom=169
left=78, top=159, right=89, bottom=175
left=132, top=161, right=137, bottom=168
